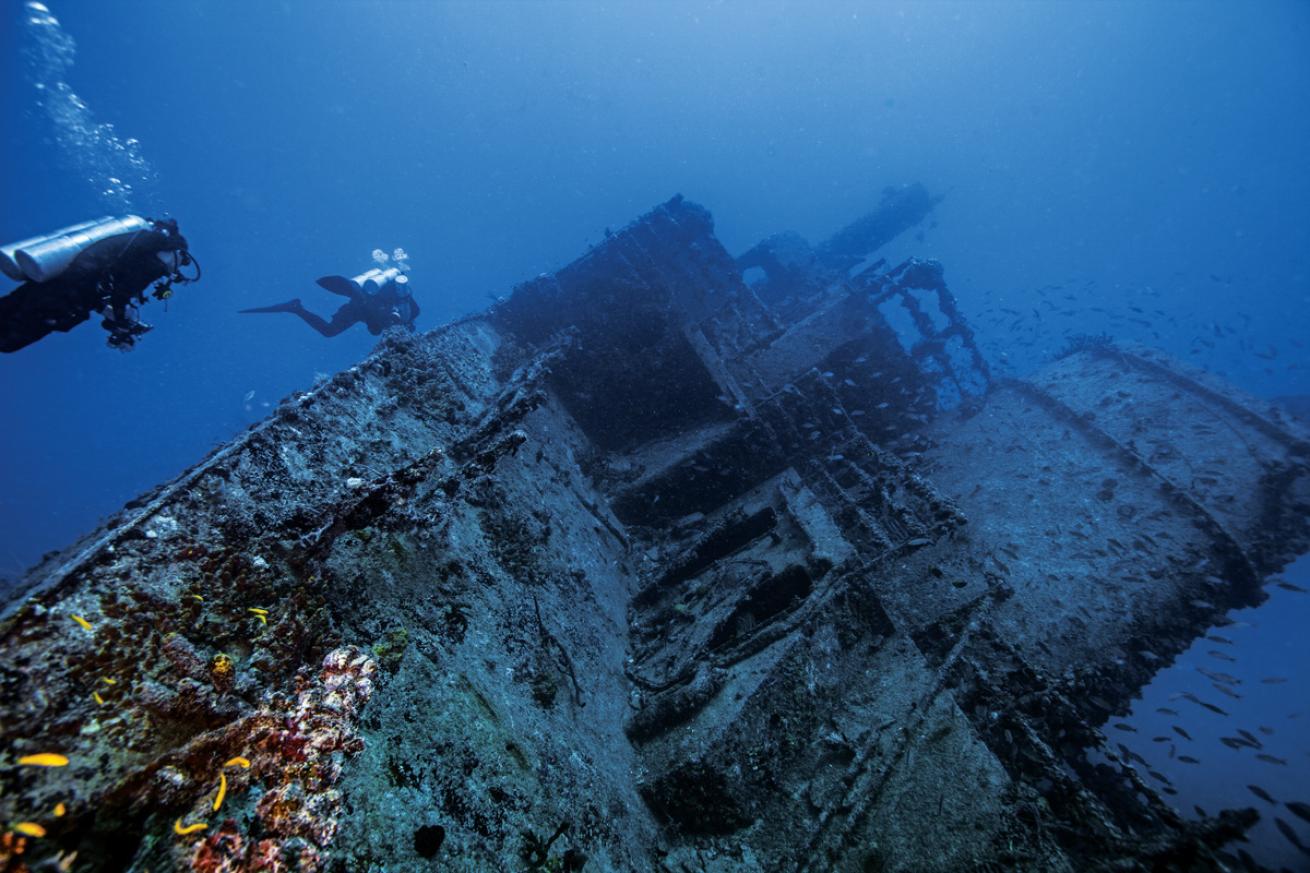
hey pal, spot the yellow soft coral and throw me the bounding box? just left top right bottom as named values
left=209, top=655, right=235, bottom=692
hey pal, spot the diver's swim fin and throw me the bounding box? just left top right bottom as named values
left=316, top=275, right=357, bottom=297
left=239, top=298, right=304, bottom=315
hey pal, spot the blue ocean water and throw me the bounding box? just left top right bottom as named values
left=1, top=0, right=1307, bottom=867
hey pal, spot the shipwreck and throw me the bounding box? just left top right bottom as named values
left=1, top=188, right=1308, bottom=872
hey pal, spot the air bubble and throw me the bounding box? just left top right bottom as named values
left=22, top=1, right=158, bottom=210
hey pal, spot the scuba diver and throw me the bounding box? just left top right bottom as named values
left=0, top=215, right=198, bottom=353
left=240, top=248, right=419, bottom=337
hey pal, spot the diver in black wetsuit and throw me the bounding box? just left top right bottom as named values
left=240, top=254, right=420, bottom=337
left=0, top=216, right=197, bottom=352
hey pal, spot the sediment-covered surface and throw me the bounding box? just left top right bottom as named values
left=2, top=195, right=1308, bottom=872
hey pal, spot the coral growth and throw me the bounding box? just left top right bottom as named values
left=211, top=653, right=235, bottom=691
left=186, top=647, right=377, bottom=872
left=0, top=830, right=32, bottom=873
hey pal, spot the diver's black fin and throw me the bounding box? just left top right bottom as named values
left=316, top=275, right=357, bottom=297
left=239, top=298, right=303, bottom=315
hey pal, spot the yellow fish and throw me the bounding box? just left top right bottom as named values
left=173, top=818, right=207, bottom=836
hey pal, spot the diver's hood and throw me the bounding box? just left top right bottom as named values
left=1, top=215, right=151, bottom=283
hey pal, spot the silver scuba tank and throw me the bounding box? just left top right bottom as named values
left=352, top=266, right=401, bottom=295
left=13, top=215, right=152, bottom=283
left=348, top=267, right=382, bottom=294
left=0, top=216, right=113, bottom=281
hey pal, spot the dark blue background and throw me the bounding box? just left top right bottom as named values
left=1, top=2, right=1307, bottom=866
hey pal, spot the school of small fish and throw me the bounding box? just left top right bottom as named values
left=1110, top=576, right=1310, bottom=861
left=969, top=277, right=1305, bottom=390
left=4, top=602, right=268, bottom=855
